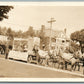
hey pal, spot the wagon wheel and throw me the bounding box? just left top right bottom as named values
left=27, top=55, right=32, bottom=63
left=47, top=58, right=53, bottom=67
left=38, top=58, right=43, bottom=65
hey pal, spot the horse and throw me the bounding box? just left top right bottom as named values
left=38, top=49, right=50, bottom=66
left=44, top=49, right=60, bottom=68
left=45, top=49, right=65, bottom=69
left=54, top=48, right=81, bottom=71
left=73, top=50, right=83, bottom=71
left=61, top=52, right=81, bottom=71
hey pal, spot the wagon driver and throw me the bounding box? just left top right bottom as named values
left=33, top=45, right=40, bottom=64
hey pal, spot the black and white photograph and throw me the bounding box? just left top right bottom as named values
left=0, top=2, right=84, bottom=81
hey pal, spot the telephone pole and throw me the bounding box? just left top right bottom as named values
left=48, top=18, right=56, bottom=50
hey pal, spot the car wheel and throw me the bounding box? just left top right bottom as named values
left=27, top=55, right=32, bottom=63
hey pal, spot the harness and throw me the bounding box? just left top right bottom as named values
left=69, top=56, right=74, bottom=60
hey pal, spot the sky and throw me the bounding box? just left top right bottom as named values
left=0, top=3, right=84, bottom=38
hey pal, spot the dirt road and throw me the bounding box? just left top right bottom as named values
left=0, top=57, right=83, bottom=78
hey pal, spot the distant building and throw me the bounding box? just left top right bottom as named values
left=44, top=28, right=67, bottom=39
left=43, top=28, right=70, bottom=50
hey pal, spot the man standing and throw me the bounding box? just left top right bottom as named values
left=5, top=46, right=9, bottom=59
left=33, top=45, right=40, bottom=64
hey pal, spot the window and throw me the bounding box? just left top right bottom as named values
left=62, top=40, right=65, bottom=43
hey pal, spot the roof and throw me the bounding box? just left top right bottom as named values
left=44, top=28, right=66, bottom=39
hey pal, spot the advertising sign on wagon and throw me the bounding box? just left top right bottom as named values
left=33, top=37, right=40, bottom=47
left=28, top=37, right=34, bottom=51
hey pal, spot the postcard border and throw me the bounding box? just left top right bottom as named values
left=0, top=0, right=84, bottom=83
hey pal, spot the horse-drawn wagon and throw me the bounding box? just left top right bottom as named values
left=8, top=36, right=49, bottom=65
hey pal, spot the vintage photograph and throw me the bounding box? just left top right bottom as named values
left=0, top=2, right=84, bottom=79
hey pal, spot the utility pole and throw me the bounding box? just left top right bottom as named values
left=48, top=18, right=56, bottom=50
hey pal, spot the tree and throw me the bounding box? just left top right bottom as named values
left=7, top=28, right=12, bottom=36
left=34, top=30, right=40, bottom=37
left=1, top=27, right=7, bottom=36
left=39, top=25, right=45, bottom=39
left=11, top=30, right=16, bottom=37
left=22, top=29, right=30, bottom=38
left=7, top=28, right=14, bottom=40
left=71, top=29, right=84, bottom=43
left=38, top=25, right=49, bottom=50
left=70, top=29, right=84, bottom=53
left=6, top=28, right=14, bottom=49
left=0, top=6, right=13, bottom=21
left=0, top=6, right=13, bottom=50
left=28, top=26, right=35, bottom=37
left=17, top=30, right=23, bottom=38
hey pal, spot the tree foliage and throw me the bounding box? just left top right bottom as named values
left=70, top=29, right=84, bottom=42
left=39, top=25, right=45, bottom=39
left=7, top=28, right=14, bottom=40
left=38, top=25, right=49, bottom=50
left=70, top=29, right=84, bottom=53
left=0, top=6, right=13, bottom=21
left=0, top=24, right=50, bottom=50
left=28, top=26, right=35, bottom=37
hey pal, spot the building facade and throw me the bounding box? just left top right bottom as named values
left=43, top=28, right=69, bottom=51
